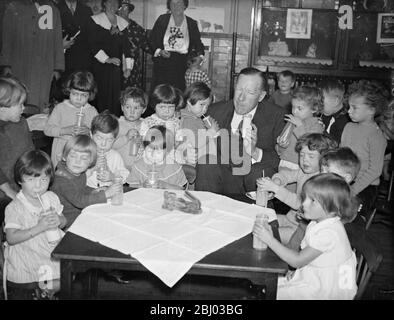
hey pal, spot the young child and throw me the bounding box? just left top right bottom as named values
left=4, top=150, right=67, bottom=299
left=341, top=80, right=388, bottom=216
left=184, top=51, right=211, bottom=88
left=268, top=70, right=295, bottom=114
left=140, top=84, right=182, bottom=138
left=113, top=87, right=148, bottom=170
left=44, top=71, right=99, bottom=168
left=320, top=79, right=350, bottom=144
left=277, top=86, right=325, bottom=170
left=320, top=147, right=361, bottom=186
left=258, top=133, right=337, bottom=243
left=287, top=147, right=361, bottom=251
left=254, top=173, right=358, bottom=300
left=0, top=76, right=34, bottom=211
left=87, top=112, right=130, bottom=188
left=51, top=135, right=121, bottom=229
left=179, top=82, right=219, bottom=183
left=127, top=125, right=187, bottom=189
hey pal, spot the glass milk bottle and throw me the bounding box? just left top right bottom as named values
left=75, top=110, right=84, bottom=127
left=129, top=134, right=141, bottom=156
left=253, top=214, right=268, bottom=250
left=111, top=173, right=124, bottom=205
left=42, top=207, right=62, bottom=245
left=277, top=122, right=294, bottom=147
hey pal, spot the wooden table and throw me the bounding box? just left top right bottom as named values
left=53, top=224, right=287, bottom=300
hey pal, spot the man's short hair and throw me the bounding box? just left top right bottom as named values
left=320, top=147, right=361, bottom=181
left=238, top=67, right=266, bottom=91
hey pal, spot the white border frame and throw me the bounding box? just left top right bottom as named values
left=285, top=8, right=312, bottom=39
left=377, top=13, right=394, bottom=44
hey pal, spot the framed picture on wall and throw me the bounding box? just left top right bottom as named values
left=285, top=8, right=312, bottom=39
left=377, top=13, right=394, bottom=44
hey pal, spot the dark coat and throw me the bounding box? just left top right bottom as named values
left=56, top=0, right=93, bottom=72
left=195, top=98, right=286, bottom=194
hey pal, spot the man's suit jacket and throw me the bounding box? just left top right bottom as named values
left=149, top=13, right=204, bottom=59
left=207, top=99, right=285, bottom=172
left=56, top=0, right=93, bottom=72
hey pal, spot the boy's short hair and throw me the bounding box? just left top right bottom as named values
left=62, top=71, right=97, bottom=100
left=120, top=86, right=148, bottom=109
left=143, top=125, right=175, bottom=152
left=319, top=79, right=345, bottom=99
left=62, top=135, right=98, bottom=168
left=347, top=80, right=389, bottom=117
left=14, top=150, right=54, bottom=186
left=186, top=50, right=201, bottom=68
left=320, top=147, right=361, bottom=181
left=184, top=81, right=212, bottom=107
left=0, top=76, right=27, bottom=108
left=91, top=111, right=119, bottom=138
left=295, top=132, right=338, bottom=155
left=149, top=84, right=181, bottom=111
left=292, top=85, right=323, bottom=113
left=278, top=70, right=295, bottom=82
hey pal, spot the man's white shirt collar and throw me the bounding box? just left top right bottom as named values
left=231, top=105, right=258, bottom=134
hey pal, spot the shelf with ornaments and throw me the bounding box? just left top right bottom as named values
left=254, top=5, right=337, bottom=67
left=344, top=11, right=394, bottom=70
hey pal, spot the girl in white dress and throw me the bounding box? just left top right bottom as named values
left=254, top=173, right=358, bottom=300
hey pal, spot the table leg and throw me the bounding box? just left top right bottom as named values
left=250, top=274, right=278, bottom=300
left=264, top=275, right=278, bottom=300
left=86, top=269, right=98, bottom=299
left=60, top=260, right=73, bottom=300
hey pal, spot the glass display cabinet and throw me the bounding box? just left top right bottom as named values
left=251, top=0, right=394, bottom=81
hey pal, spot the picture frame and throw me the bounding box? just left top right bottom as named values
left=285, top=8, right=312, bottom=39
left=377, top=13, right=394, bottom=44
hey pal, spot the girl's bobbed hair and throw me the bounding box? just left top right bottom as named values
left=62, top=71, right=97, bottom=101
left=62, top=134, right=98, bottom=168
left=14, top=150, right=54, bottom=186
left=149, top=84, right=181, bottom=110
left=300, top=173, right=359, bottom=223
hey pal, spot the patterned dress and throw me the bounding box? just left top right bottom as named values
left=122, top=19, right=152, bottom=89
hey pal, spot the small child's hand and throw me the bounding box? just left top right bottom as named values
left=284, top=114, right=303, bottom=128
left=74, top=125, right=90, bottom=136
left=256, top=177, right=279, bottom=194
left=104, top=183, right=122, bottom=199
left=253, top=219, right=273, bottom=244
left=37, top=210, right=59, bottom=232
left=97, top=169, right=114, bottom=182
left=61, top=125, right=76, bottom=136
left=126, top=129, right=139, bottom=140
left=209, top=117, right=220, bottom=133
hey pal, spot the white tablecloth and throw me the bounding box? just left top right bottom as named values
left=68, top=188, right=277, bottom=287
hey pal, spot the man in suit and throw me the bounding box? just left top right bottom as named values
left=56, top=0, right=93, bottom=74
left=195, top=67, right=285, bottom=195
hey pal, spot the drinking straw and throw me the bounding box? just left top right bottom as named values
left=262, top=170, right=265, bottom=178
left=36, top=193, right=46, bottom=211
